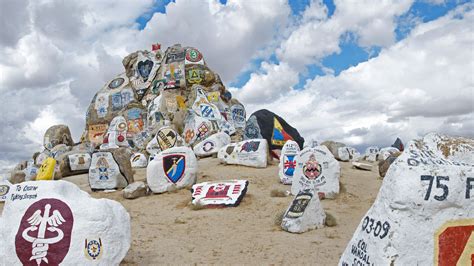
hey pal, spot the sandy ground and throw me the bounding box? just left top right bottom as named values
left=1, top=158, right=382, bottom=265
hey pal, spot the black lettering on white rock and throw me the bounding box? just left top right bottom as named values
left=339, top=133, right=474, bottom=265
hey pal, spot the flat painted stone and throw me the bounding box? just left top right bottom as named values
left=191, top=180, right=249, bottom=207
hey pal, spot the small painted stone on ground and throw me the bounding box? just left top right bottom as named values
left=146, top=146, right=197, bottom=193
left=281, top=189, right=326, bottom=233
left=130, top=153, right=148, bottom=168
left=191, top=180, right=249, bottom=207
left=279, top=140, right=301, bottom=185
left=0, top=180, right=130, bottom=265
left=352, top=162, right=373, bottom=171
left=123, top=181, right=148, bottom=199
left=291, top=146, right=341, bottom=199
left=217, top=139, right=268, bottom=168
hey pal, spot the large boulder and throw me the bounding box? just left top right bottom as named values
left=321, top=140, right=346, bottom=160
left=244, top=109, right=304, bottom=156
left=217, top=139, right=268, bottom=168
left=88, top=148, right=134, bottom=190
left=279, top=140, right=301, bottom=185
left=281, top=189, right=326, bottom=233
left=43, top=125, right=74, bottom=150
left=0, top=180, right=130, bottom=265
left=146, top=146, right=197, bottom=193
left=339, top=133, right=474, bottom=265
left=291, top=146, right=341, bottom=199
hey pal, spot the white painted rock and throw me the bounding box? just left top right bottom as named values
left=146, top=147, right=197, bottom=193
left=191, top=180, right=249, bottom=207
left=339, top=133, right=474, bottom=265
left=346, top=147, right=361, bottom=161
left=89, top=152, right=129, bottom=190
left=281, top=189, right=326, bottom=233
left=123, top=181, right=148, bottom=199
left=303, top=139, right=319, bottom=149
left=364, top=146, right=380, bottom=162
left=217, top=139, right=268, bottom=168
left=291, top=146, right=341, bottom=199
left=68, top=153, right=91, bottom=171
left=352, top=162, right=373, bottom=171
left=379, top=147, right=400, bottom=161
left=0, top=180, right=130, bottom=265
left=100, top=116, right=129, bottom=150
left=193, top=132, right=231, bottom=157
left=279, top=140, right=301, bottom=185
left=0, top=180, right=12, bottom=202
left=130, top=153, right=148, bottom=168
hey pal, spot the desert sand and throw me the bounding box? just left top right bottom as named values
left=1, top=158, right=382, bottom=265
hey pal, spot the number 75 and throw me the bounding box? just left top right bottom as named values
left=420, top=175, right=449, bottom=201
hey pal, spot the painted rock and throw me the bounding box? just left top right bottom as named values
left=145, top=126, right=181, bottom=155
left=146, top=147, right=198, bottom=193
left=0, top=180, right=12, bottom=202
left=244, top=109, right=304, bottom=153
left=303, top=138, right=319, bottom=149
left=378, top=154, right=399, bottom=178
left=217, top=139, right=268, bottom=168
left=89, top=149, right=134, bottom=190
left=23, top=162, right=38, bottom=181
left=183, top=111, right=219, bottom=146
left=321, top=140, right=346, bottom=160
left=193, top=131, right=231, bottom=157
left=35, top=150, right=51, bottom=166
left=50, top=144, right=71, bottom=160
left=337, top=147, right=350, bottom=161
left=0, top=180, right=130, bottom=265
left=191, top=180, right=249, bottom=207
left=43, top=125, right=74, bottom=150
left=130, top=153, right=148, bottom=168
left=339, top=133, right=474, bottom=265
left=100, top=116, right=129, bottom=150
left=36, top=157, right=56, bottom=181
left=352, top=162, right=373, bottom=171
left=123, top=181, right=148, bottom=199
left=364, top=146, right=380, bottom=162
left=55, top=152, right=91, bottom=179
left=291, top=146, right=341, bottom=199
left=281, top=189, right=326, bottom=233
left=279, top=140, right=301, bottom=185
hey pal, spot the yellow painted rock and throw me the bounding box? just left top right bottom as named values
left=36, top=157, right=56, bottom=180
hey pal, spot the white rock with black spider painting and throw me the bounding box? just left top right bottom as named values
left=281, top=189, right=326, bottom=233
left=0, top=180, right=130, bottom=265
left=279, top=140, right=301, bottom=185
left=217, top=139, right=268, bottom=168
left=146, top=146, right=198, bottom=193
left=193, top=132, right=231, bottom=157
left=339, top=133, right=474, bottom=266
left=291, top=146, right=340, bottom=199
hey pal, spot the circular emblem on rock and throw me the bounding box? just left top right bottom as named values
left=108, top=77, right=125, bottom=89
left=185, top=48, right=203, bottom=63
left=84, top=238, right=102, bottom=260
left=303, top=154, right=322, bottom=180
left=117, top=122, right=127, bottom=132
left=202, top=141, right=215, bottom=152
left=15, top=198, right=74, bottom=266
left=0, top=184, right=10, bottom=197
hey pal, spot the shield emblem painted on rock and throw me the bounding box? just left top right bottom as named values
left=283, top=155, right=296, bottom=177
left=163, top=155, right=186, bottom=183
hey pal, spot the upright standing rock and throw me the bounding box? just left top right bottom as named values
left=279, top=140, right=300, bottom=185
left=89, top=148, right=134, bottom=190
left=146, top=146, right=197, bottom=193
left=291, top=146, right=341, bottom=199
left=0, top=181, right=130, bottom=265
left=339, top=133, right=474, bottom=265
left=281, top=189, right=326, bottom=233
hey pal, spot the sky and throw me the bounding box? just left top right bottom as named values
left=0, top=0, right=473, bottom=173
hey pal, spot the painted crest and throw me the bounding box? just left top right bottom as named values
left=0, top=181, right=11, bottom=201
left=283, top=155, right=297, bottom=177
left=108, top=77, right=124, bottom=89
left=202, top=141, right=215, bottom=152
left=303, top=154, right=322, bottom=180
left=200, top=104, right=215, bottom=119
left=84, top=238, right=103, bottom=260
left=434, top=219, right=474, bottom=266
left=163, top=154, right=186, bottom=183
left=157, top=127, right=177, bottom=151
left=15, top=198, right=74, bottom=266
left=187, top=69, right=202, bottom=84
left=96, top=157, right=110, bottom=180
left=137, top=60, right=154, bottom=81
left=185, top=48, right=203, bottom=63
left=286, top=190, right=313, bottom=218
left=240, top=141, right=260, bottom=152
left=271, top=117, right=293, bottom=146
